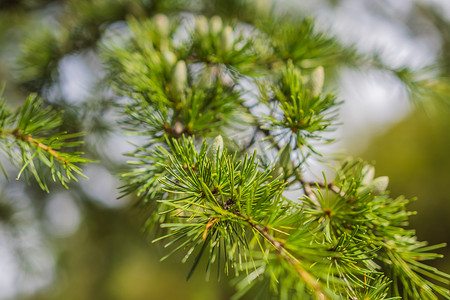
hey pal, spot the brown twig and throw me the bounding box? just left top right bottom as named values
left=202, top=217, right=218, bottom=240
left=233, top=211, right=328, bottom=300
left=11, top=129, right=69, bottom=164
left=299, top=177, right=346, bottom=199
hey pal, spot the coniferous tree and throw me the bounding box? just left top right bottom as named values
left=0, top=1, right=449, bottom=299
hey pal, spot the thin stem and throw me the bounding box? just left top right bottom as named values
left=233, top=211, right=328, bottom=300
left=300, top=177, right=345, bottom=198
left=9, top=129, right=69, bottom=164
left=298, top=176, right=319, bottom=204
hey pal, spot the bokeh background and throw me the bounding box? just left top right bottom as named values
left=0, top=0, right=449, bottom=299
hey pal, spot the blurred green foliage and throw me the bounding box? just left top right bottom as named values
left=17, top=203, right=230, bottom=300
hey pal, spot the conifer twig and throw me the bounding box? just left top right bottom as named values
left=0, top=94, right=91, bottom=191
left=12, top=130, right=69, bottom=164
left=233, top=211, right=328, bottom=300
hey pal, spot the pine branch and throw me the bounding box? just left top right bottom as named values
left=3, top=2, right=449, bottom=299
left=102, top=12, right=450, bottom=300
left=0, top=93, right=92, bottom=191
left=151, top=137, right=333, bottom=297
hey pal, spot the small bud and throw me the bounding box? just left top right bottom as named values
left=196, top=16, right=209, bottom=36
left=173, top=121, right=183, bottom=136
left=371, top=176, right=389, bottom=195
left=162, top=50, right=177, bottom=67
left=171, top=60, right=187, bottom=96
left=311, top=66, right=324, bottom=96
left=220, top=26, right=233, bottom=52
left=361, top=165, right=375, bottom=185
left=209, top=16, right=223, bottom=35
left=153, top=14, right=170, bottom=37
left=207, top=136, right=224, bottom=168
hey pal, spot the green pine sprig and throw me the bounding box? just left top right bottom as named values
left=260, top=62, right=341, bottom=157
left=154, top=136, right=338, bottom=299
left=0, top=93, right=92, bottom=192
